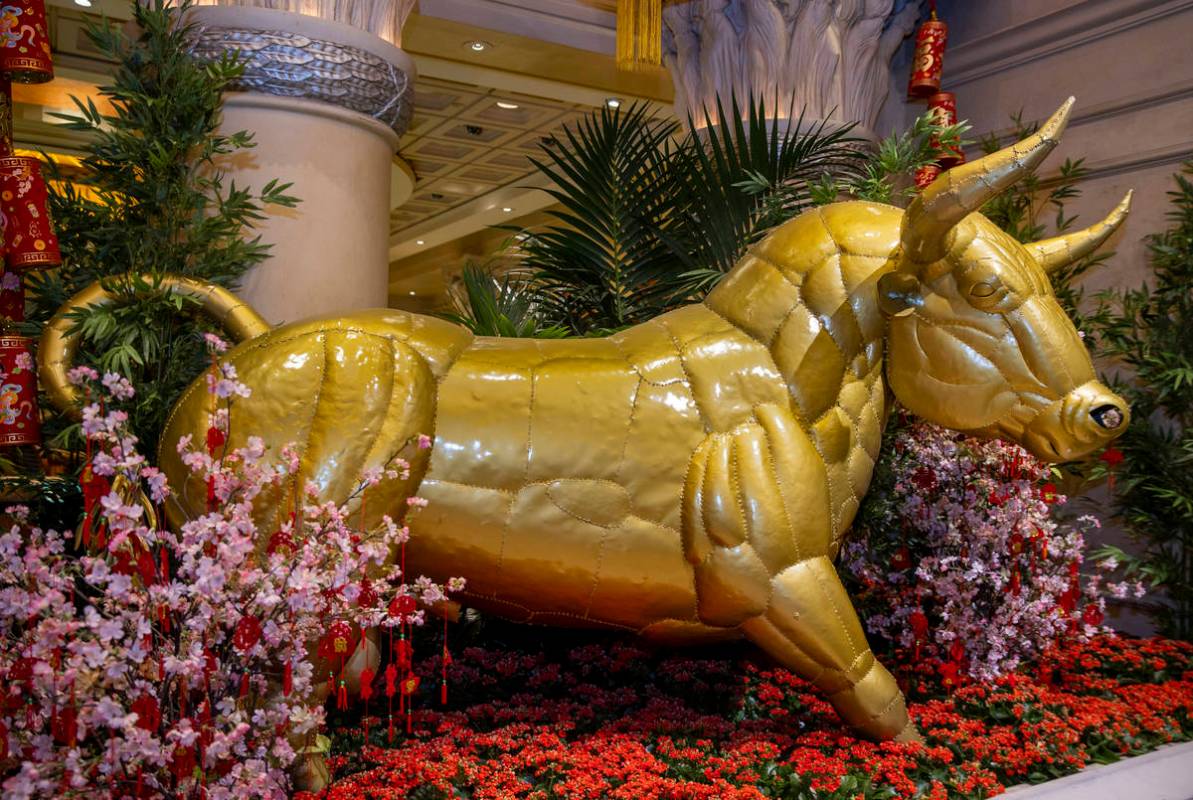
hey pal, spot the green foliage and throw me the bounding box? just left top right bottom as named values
left=978, top=111, right=1108, bottom=323
left=814, top=111, right=967, bottom=206
left=440, top=263, right=569, bottom=338
left=516, top=102, right=681, bottom=335
left=24, top=0, right=297, bottom=449
left=660, top=97, right=865, bottom=297
left=1086, top=163, right=1193, bottom=639
left=515, top=96, right=865, bottom=335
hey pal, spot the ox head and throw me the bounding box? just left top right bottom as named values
left=878, top=98, right=1129, bottom=462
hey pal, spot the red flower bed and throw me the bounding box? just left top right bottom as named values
left=304, top=630, right=1192, bottom=800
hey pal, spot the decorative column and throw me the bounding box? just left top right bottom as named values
left=185, top=3, right=416, bottom=324
left=662, top=0, right=923, bottom=137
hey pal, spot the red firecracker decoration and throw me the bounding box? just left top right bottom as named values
left=0, top=0, right=54, bottom=84
left=907, top=6, right=947, bottom=100
left=0, top=333, right=39, bottom=444
left=927, top=91, right=963, bottom=166
left=0, top=155, right=60, bottom=269
left=914, top=164, right=940, bottom=191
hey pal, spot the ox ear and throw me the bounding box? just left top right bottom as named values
left=877, top=272, right=922, bottom=317
left=902, top=97, right=1075, bottom=265
left=1027, top=191, right=1132, bottom=274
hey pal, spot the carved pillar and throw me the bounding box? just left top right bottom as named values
left=663, top=0, right=922, bottom=137
left=185, top=3, right=416, bottom=324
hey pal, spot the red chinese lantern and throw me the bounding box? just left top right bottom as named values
left=927, top=91, right=963, bottom=167
left=0, top=155, right=61, bottom=269
left=0, top=0, right=54, bottom=84
left=907, top=8, right=947, bottom=100
left=0, top=334, right=39, bottom=445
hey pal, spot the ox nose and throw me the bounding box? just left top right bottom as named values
left=1091, top=403, right=1126, bottom=430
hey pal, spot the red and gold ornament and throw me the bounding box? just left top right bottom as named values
left=0, top=0, right=53, bottom=84
left=0, top=333, right=39, bottom=445
left=0, top=154, right=60, bottom=269
left=907, top=6, right=947, bottom=100
left=927, top=91, right=963, bottom=166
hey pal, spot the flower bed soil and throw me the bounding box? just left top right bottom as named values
left=305, top=626, right=1193, bottom=800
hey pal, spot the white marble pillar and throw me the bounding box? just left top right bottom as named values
left=663, top=0, right=923, bottom=138
left=185, top=4, right=416, bottom=324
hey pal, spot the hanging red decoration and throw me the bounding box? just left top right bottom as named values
left=914, top=164, right=940, bottom=191
left=393, top=637, right=413, bottom=669
left=907, top=6, right=947, bottom=100
left=927, top=91, right=963, bottom=166
left=318, top=620, right=356, bottom=660
left=1040, top=482, right=1059, bottom=504
left=401, top=674, right=420, bottom=696
left=389, top=593, right=417, bottom=618
left=1100, top=445, right=1124, bottom=492
left=232, top=615, right=263, bottom=653
left=0, top=155, right=61, bottom=269
left=282, top=661, right=293, bottom=697
left=205, top=424, right=226, bottom=457
left=359, top=667, right=375, bottom=701
left=1082, top=604, right=1105, bottom=627
left=131, top=693, right=160, bottom=732
left=0, top=334, right=39, bottom=445
left=889, top=546, right=912, bottom=571
left=0, top=0, right=54, bottom=84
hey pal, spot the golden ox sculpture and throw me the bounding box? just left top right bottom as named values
left=41, top=99, right=1129, bottom=763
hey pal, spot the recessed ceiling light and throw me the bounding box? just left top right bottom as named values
left=496, top=101, right=520, bottom=110
left=501, top=207, right=513, bottom=213
left=465, top=40, right=491, bottom=52
left=74, top=0, right=92, bottom=6
left=605, top=97, right=622, bottom=109
left=415, top=239, right=425, bottom=245
left=409, top=291, right=416, bottom=296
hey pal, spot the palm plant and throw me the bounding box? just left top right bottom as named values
left=516, top=96, right=867, bottom=335
left=517, top=103, right=681, bottom=335
left=441, top=263, right=568, bottom=338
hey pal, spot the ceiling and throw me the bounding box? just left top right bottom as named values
left=391, top=77, right=587, bottom=240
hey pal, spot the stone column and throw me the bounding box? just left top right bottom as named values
left=663, top=0, right=923, bottom=138
left=185, top=4, right=416, bottom=324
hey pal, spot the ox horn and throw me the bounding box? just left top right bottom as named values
left=901, top=96, right=1076, bottom=264
left=1027, top=190, right=1132, bottom=273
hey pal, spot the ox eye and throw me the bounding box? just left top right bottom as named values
left=970, top=281, right=998, bottom=298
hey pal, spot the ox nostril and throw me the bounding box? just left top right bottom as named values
left=1091, top=404, right=1125, bottom=430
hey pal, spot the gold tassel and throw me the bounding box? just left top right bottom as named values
left=617, top=0, right=663, bottom=71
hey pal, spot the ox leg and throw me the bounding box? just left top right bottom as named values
left=742, top=555, right=919, bottom=742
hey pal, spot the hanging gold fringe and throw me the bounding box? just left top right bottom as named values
left=616, top=0, right=663, bottom=71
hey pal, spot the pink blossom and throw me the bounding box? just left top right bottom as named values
left=417, top=433, right=433, bottom=450
left=204, top=332, right=229, bottom=353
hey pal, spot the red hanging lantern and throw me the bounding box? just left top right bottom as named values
left=927, top=91, right=963, bottom=167
left=0, top=334, right=39, bottom=445
left=907, top=7, right=947, bottom=100
left=0, top=155, right=61, bottom=269
left=0, top=0, right=54, bottom=84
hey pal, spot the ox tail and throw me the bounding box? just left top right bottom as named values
left=38, top=274, right=271, bottom=419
